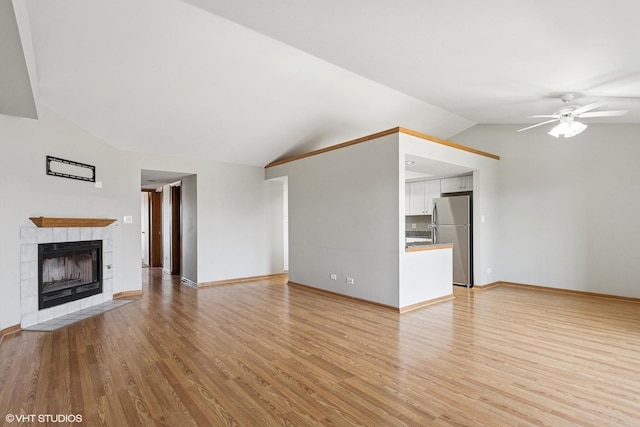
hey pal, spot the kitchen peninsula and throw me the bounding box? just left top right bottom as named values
left=401, top=243, right=454, bottom=312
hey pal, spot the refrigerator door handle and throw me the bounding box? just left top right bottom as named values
left=433, top=202, right=438, bottom=225
left=432, top=203, right=438, bottom=244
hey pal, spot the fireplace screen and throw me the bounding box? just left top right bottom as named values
left=38, top=240, right=102, bottom=309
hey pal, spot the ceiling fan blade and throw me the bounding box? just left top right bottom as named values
left=577, top=110, right=628, bottom=118
left=518, top=118, right=559, bottom=132
left=529, top=114, right=558, bottom=118
left=571, top=101, right=604, bottom=116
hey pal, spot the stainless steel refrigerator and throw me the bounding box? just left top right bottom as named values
left=432, top=195, right=472, bottom=287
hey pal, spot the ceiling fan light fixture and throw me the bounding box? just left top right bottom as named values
left=520, top=94, right=627, bottom=137
left=548, top=120, right=587, bottom=138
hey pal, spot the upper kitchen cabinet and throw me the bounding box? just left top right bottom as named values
left=406, top=181, right=426, bottom=215
left=424, top=180, right=441, bottom=214
left=406, top=179, right=441, bottom=215
left=440, top=175, right=473, bottom=193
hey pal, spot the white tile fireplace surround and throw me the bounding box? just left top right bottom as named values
left=19, top=220, right=115, bottom=328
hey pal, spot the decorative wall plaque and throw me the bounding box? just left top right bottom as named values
left=46, top=155, right=95, bottom=182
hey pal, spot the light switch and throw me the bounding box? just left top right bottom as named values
left=124, top=216, right=133, bottom=224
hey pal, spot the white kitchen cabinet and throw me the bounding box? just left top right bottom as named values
left=406, top=179, right=441, bottom=215
left=440, top=175, right=473, bottom=193
left=407, top=181, right=426, bottom=215
left=424, top=180, right=441, bottom=214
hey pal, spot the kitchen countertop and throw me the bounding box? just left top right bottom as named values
left=405, top=243, right=454, bottom=252
left=405, top=239, right=432, bottom=246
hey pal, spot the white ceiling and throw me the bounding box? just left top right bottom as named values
left=405, top=155, right=473, bottom=180
left=0, top=0, right=37, bottom=118
left=9, top=1, right=640, bottom=167
left=140, top=169, right=194, bottom=190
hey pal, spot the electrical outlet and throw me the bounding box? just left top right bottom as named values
left=330, top=274, right=337, bottom=280
left=346, top=277, right=354, bottom=285
left=123, top=216, right=133, bottom=224
left=487, top=268, right=492, bottom=274
left=411, top=223, right=417, bottom=229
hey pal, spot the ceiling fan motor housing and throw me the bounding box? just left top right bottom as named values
left=560, top=93, right=576, bottom=104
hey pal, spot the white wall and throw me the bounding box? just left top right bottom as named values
left=451, top=124, right=640, bottom=298
left=181, top=174, right=197, bottom=283
left=265, top=178, right=285, bottom=275
left=266, top=134, right=401, bottom=307
left=283, top=180, right=289, bottom=271
left=195, top=163, right=275, bottom=282
left=0, top=106, right=141, bottom=330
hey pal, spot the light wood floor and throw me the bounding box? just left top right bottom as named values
left=2, top=269, right=640, bottom=426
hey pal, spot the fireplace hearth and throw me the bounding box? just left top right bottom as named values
left=38, top=240, right=103, bottom=310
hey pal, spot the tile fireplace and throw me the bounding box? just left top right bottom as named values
left=20, top=219, right=115, bottom=328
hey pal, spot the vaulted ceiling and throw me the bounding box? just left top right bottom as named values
left=4, top=0, right=640, bottom=166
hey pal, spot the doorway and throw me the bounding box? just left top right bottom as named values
left=141, top=186, right=181, bottom=272
left=149, top=190, right=163, bottom=268
left=141, top=170, right=194, bottom=277
left=141, top=170, right=196, bottom=283
left=170, top=184, right=181, bottom=275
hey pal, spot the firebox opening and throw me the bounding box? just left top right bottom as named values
left=38, top=240, right=103, bottom=310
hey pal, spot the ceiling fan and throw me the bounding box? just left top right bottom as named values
left=518, top=94, right=628, bottom=138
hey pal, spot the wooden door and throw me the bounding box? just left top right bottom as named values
left=150, top=191, right=163, bottom=267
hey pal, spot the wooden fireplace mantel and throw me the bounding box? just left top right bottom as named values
left=29, top=217, right=117, bottom=228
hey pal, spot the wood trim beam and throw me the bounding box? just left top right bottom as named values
left=265, top=126, right=500, bottom=168
left=398, top=127, right=500, bottom=160
left=265, top=128, right=400, bottom=168
left=30, top=217, right=117, bottom=228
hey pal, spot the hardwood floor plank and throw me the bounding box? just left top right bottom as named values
left=2, top=269, right=640, bottom=425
